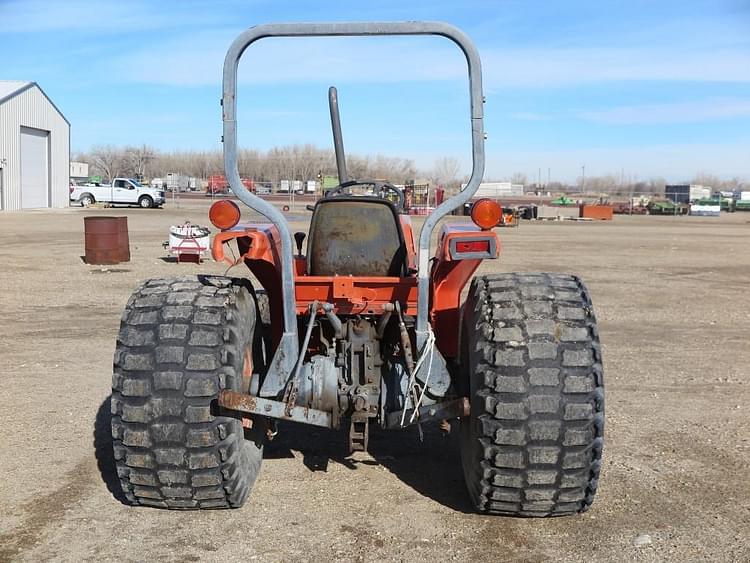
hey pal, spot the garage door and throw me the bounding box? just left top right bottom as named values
left=20, top=126, right=50, bottom=209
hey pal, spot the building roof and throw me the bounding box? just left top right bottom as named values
left=0, top=80, right=33, bottom=103
left=0, top=80, right=69, bottom=125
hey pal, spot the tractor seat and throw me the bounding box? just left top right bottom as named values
left=306, top=198, right=407, bottom=277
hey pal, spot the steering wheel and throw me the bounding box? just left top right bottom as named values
left=324, top=179, right=405, bottom=211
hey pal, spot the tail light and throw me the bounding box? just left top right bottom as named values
left=209, top=200, right=241, bottom=230
left=448, top=234, right=497, bottom=260
left=471, top=198, right=502, bottom=230
left=455, top=240, right=490, bottom=253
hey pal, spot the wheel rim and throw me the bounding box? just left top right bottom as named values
left=140, top=198, right=150, bottom=208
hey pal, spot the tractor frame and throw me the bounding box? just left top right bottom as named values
left=213, top=22, right=495, bottom=442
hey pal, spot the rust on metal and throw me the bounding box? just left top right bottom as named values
left=218, top=390, right=332, bottom=428
left=237, top=343, right=254, bottom=433
left=307, top=201, right=406, bottom=277
left=84, top=216, right=130, bottom=265
left=219, top=389, right=257, bottom=412
left=242, top=348, right=253, bottom=377
left=242, top=347, right=253, bottom=392
left=294, top=276, right=417, bottom=315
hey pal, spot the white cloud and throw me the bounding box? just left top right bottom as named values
left=482, top=48, right=750, bottom=88
left=6, top=1, right=750, bottom=88
left=580, top=98, right=750, bottom=124
left=112, top=33, right=466, bottom=87
left=111, top=31, right=750, bottom=89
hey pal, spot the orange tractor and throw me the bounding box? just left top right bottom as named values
left=112, top=22, right=604, bottom=516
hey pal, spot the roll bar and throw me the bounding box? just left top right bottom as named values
left=222, top=21, right=485, bottom=351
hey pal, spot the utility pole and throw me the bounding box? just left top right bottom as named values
left=582, top=165, right=586, bottom=194
left=290, top=160, right=296, bottom=211
left=547, top=167, right=550, bottom=188
left=538, top=168, right=541, bottom=190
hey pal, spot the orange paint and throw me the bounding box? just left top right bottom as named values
left=580, top=205, right=614, bottom=220
left=211, top=219, right=501, bottom=359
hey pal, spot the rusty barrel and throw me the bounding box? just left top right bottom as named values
left=84, top=216, right=130, bottom=264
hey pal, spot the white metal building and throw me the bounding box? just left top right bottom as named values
left=461, top=182, right=525, bottom=198
left=70, top=161, right=89, bottom=182
left=0, top=81, right=70, bottom=211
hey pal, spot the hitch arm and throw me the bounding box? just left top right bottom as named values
left=218, top=390, right=332, bottom=428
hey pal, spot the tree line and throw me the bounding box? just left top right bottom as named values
left=73, top=144, right=746, bottom=196
left=506, top=172, right=746, bottom=196
left=75, top=144, right=423, bottom=187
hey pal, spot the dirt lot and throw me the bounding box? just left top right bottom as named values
left=0, top=201, right=748, bottom=562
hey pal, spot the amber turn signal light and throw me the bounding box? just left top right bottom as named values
left=209, top=199, right=241, bottom=230
left=470, top=198, right=502, bottom=230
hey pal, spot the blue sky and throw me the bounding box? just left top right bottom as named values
left=1, top=0, right=749, bottom=182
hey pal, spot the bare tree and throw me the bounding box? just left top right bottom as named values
left=71, top=150, right=90, bottom=164
left=431, top=156, right=461, bottom=188
left=238, top=148, right=262, bottom=179
left=647, top=177, right=666, bottom=194
left=76, top=143, right=432, bottom=188
left=89, top=145, right=124, bottom=182
left=690, top=172, right=724, bottom=190
left=124, top=144, right=156, bottom=179
left=582, top=174, right=619, bottom=194
left=75, top=142, right=750, bottom=196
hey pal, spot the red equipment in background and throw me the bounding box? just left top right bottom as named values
left=207, top=175, right=228, bottom=194
left=207, top=175, right=256, bottom=195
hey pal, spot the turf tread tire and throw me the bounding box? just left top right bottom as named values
left=112, top=275, right=263, bottom=509
left=460, top=272, right=604, bottom=517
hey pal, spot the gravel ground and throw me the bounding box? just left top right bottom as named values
left=0, top=201, right=748, bottom=562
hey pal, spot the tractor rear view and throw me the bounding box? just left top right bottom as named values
left=111, top=22, right=604, bottom=516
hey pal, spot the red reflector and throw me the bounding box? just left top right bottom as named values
left=455, top=240, right=490, bottom=253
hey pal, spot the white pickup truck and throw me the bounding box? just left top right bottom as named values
left=70, top=178, right=165, bottom=208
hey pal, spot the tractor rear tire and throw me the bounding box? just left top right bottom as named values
left=111, top=275, right=264, bottom=509
left=460, top=273, right=604, bottom=517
